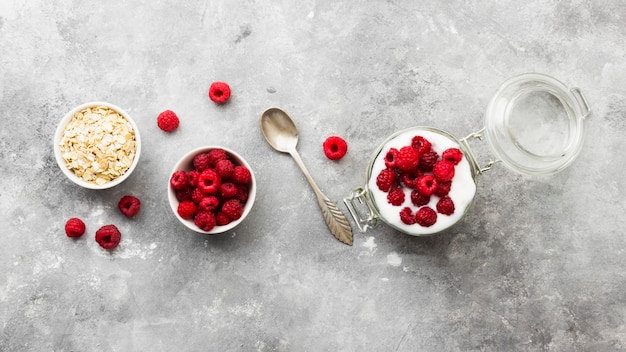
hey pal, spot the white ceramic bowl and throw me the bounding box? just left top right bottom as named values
left=53, top=101, right=141, bottom=189
left=167, top=146, right=257, bottom=234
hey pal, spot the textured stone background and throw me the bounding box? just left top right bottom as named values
left=1, top=1, right=625, bottom=351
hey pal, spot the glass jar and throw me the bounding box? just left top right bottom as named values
left=345, top=73, right=591, bottom=236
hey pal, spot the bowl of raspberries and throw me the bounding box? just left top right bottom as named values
left=167, top=146, right=256, bottom=234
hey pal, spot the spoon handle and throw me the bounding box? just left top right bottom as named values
left=289, top=150, right=353, bottom=246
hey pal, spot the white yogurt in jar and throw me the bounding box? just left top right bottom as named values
left=367, top=128, right=477, bottom=235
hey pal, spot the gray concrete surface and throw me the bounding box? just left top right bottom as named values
left=1, top=1, right=626, bottom=351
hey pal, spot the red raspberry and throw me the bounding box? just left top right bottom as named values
left=193, top=153, right=211, bottom=172
left=411, top=136, right=432, bottom=154
left=194, top=211, right=217, bottom=231
left=415, top=207, right=437, bottom=227
left=399, top=207, right=415, bottom=225
left=434, top=181, right=452, bottom=197
left=207, top=149, right=229, bottom=168
left=396, top=146, right=420, bottom=172
left=215, top=159, right=234, bottom=179
left=386, top=187, right=405, bottom=206
left=157, top=110, right=179, bottom=132
left=400, top=171, right=419, bottom=189
left=442, top=148, right=463, bottom=165
left=191, top=187, right=205, bottom=204
left=177, top=200, right=197, bottom=219
left=118, top=195, right=141, bottom=217
left=197, top=169, right=221, bottom=194
left=64, top=218, right=86, bottom=238
left=323, top=136, right=348, bottom=160
left=416, top=174, right=439, bottom=196
left=215, top=211, right=232, bottom=226
left=199, top=196, right=220, bottom=212
left=384, top=148, right=399, bottom=168
left=175, top=188, right=193, bottom=202
left=208, top=81, right=231, bottom=104
left=410, top=190, right=430, bottom=207
left=433, top=160, right=455, bottom=182
left=418, top=151, right=439, bottom=172
left=436, top=196, right=455, bottom=215
left=375, top=168, right=396, bottom=192
left=170, top=170, right=188, bottom=190
left=95, top=224, right=122, bottom=250
left=231, top=166, right=252, bottom=185
left=220, top=182, right=238, bottom=198
left=187, top=170, right=199, bottom=187
left=236, top=184, right=249, bottom=202
left=221, top=199, right=243, bottom=220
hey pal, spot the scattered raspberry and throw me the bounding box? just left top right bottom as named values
left=193, top=153, right=211, bottom=172
left=434, top=181, right=452, bottom=197
left=157, top=110, right=180, bottom=132
left=436, top=196, right=455, bottom=215
left=177, top=200, right=197, bottom=219
left=118, top=195, right=141, bottom=217
left=376, top=168, right=396, bottom=192
left=187, top=170, right=199, bottom=187
left=396, top=146, right=420, bottom=172
left=387, top=187, right=405, bottom=206
left=323, top=136, right=348, bottom=160
left=198, top=196, right=220, bottom=212
left=64, top=218, right=86, bottom=238
left=399, top=207, right=416, bottom=225
left=194, top=211, right=217, bottom=232
left=208, top=82, right=231, bottom=104
left=231, top=166, right=252, bottom=185
left=415, top=207, right=437, bottom=227
left=220, top=182, right=238, bottom=198
left=400, top=171, right=419, bottom=189
left=384, top=148, right=399, bottom=168
left=215, top=159, right=234, bottom=179
left=419, top=151, right=439, bottom=172
left=433, top=160, right=455, bottom=182
left=95, top=224, right=122, bottom=250
left=175, top=188, right=193, bottom=202
left=207, top=149, right=229, bottom=168
left=411, top=136, right=432, bottom=154
left=221, top=199, right=244, bottom=220
left=410, top=190, right=430, bottom=207
left=197, top=169, right=221, bottom=194
left=416, top=175, right=439, bottom=196
left=215, top=211, right=232, bottom=226
left=442, top=148, right=463, bottom=165
left=170, top=171, right=188, bottom=190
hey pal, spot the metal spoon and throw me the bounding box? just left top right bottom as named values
left=260, top=107, right=353, bottom=246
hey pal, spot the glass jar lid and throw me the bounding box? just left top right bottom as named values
left=484, top=73, right=590, bottom=175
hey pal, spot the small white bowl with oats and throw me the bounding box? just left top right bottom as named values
left=54, top=102, right=141, bottom=189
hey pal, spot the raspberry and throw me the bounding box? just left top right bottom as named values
left=187, top=170, right=199, bottom=187
left=215, top=159, right=234, bottom=179
left=415, top=207, right=437, bottom=227
left=323, top=136, right=348, bottom=160
left=191, top=187, right=205, bottom=204
left=387, top=187, right=405, bottom=206
left=434, top=181, right=452, bottom=197
left=208, top=81, right=231, bottom=104
left=177, top=200, right=197, bottom=219
left=170, top=171, right=188, bottom=190
left=215, top=211, right=232, bottom=226
left=64, top=218, right=86, bottom=238
left=433, top=160, right=455, bottom=182
left=207, top=149, right=229, bottom=168
left=399, top=207, right=416, bottom=225
left=193, top=153, right=211, bottom=172
left=199, top=196, right=220, bottom=212
left=411, top=136, right=432, bottom=154
left=157, top=110, right=179, bottom=132
left=197, top=169, right=221, bottom=194
left=442, top=148, right=463, bottom=165
left=194, top=211, right=217, bottom=232
left=221, top=199, right=243, bottom=220
left=410, top=190, right=430, bottom=207
left=220, top=182, right=238, bottom=198
left=436, top=196, right=455, bottom=215
left=396, top=146, right=420, bottom=172
left=418, top=151, right=439, bottom=172
left=236, top=185, right=249, bottom=202
left=118, top=195, right=141, bottom=217
left=384, top=148, right=399, bottom=168
left=231, top=166, right=252, bottom=185
left=95, top=224, right=122, bottom=250
left=375, top=168, right=396, bottom=192
left=416, top=174, right=439, bottom=196
left=400, top=171, right=419, bottom=189
left=175, top=188, right=193, bottom=202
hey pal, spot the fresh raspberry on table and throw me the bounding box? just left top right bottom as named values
left=175, top=187, right=193, bottom=202
left=216, top=211, right=233, bottom=226
left=170, top=170, right=188, bottom=190
left=436, top=196, right=455, bottom=215
left=177, top=200, right=197, bottom=219
left=118, top=195, right=141, bottom=217
left=376, top=168, right=396, bottom=192
left=396, top=146, right=420, bottom=172
left=193, top=153, right=211, bottom=172
left=64, top=217, right=86, bottom=238
left=410, top=189, right=430, bottom=207
left=442, top=148, right=463, bottom=165
left=207, top=149, right=229, bottom=168
left=433, top=160, right=455, bottom=182
left=198, top=196, right=220, bottom=212
left=400, top=171, right=419, bottom=189
left=208, top=82, right=231, bottom=104
left=411, top=136, right=432, bottom=154
left=384, top=148, right=399, bottom=168
left=418, top=151, right=439, bottom=172
left=434, top=181, right=452, bottom=197
left=231, top=165, right=252, bottom=185
left=399, top=207, right=416, bottom=225
left=215, top=159, right=234, bottom=179
left=197, top=169, right=221, bottom=194
left=194, top=211, right=217, bottom=231
left=221, top=199, right=244, bottom=220
left=387, top=187, right=405, bottom=206
left=416, top=174, right=439, bottom=196
left=157, top=110, right=180, bottom=132
left=95, top=224, right=122, bottom=250
left=323, top=136, right=348, bottom=160
left=220, top=182, right=238, bottom=198
left=415, top=207, right=437, bottom=227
